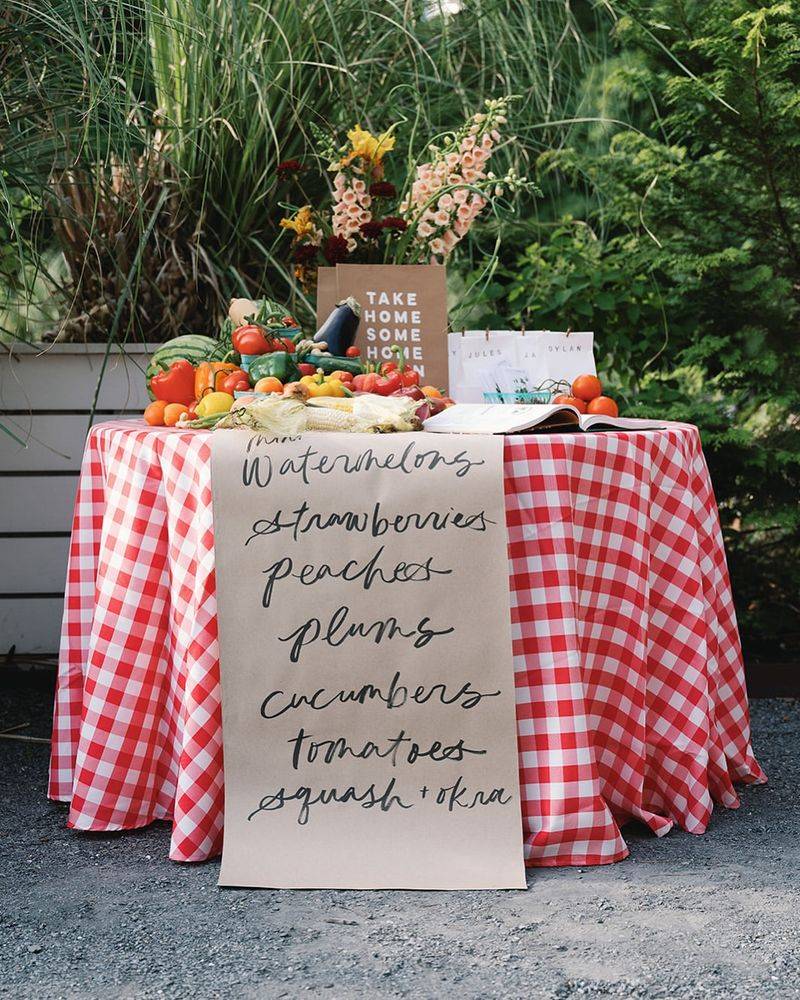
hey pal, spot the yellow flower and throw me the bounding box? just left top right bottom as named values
left=341, top=124, right=396, bottom=167
left=279, top=205, right=315, bottom=238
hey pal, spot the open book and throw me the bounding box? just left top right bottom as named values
left=423, top=403, right=665, bottom=435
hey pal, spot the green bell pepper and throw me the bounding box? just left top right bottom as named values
left=248, top=351, right=301, bottom=384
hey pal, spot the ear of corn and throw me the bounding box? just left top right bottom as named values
left=304, top=407, right=371, bottom=433
left=306, top=396, right=356, bottom=412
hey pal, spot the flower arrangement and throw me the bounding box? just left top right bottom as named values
left=278, top=98, right=527, bottom=288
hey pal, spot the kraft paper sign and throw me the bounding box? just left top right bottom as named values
left=210, top=430, right=525, bottom=890
left=316, top=264, right=449, bottom=390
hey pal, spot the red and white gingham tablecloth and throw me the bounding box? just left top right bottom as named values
left=49, top=420, right=765, bottom=865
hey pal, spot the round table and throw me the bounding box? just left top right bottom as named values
left=49, top=420, right=765, bottom=864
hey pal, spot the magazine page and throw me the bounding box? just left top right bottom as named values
left=423, top=403, right=580, bottom=435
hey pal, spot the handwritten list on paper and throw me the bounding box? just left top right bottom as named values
left=210, top=431, right=525, bottom=889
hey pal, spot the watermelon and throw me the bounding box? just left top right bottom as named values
left=145, top=335, right=228, bottom=398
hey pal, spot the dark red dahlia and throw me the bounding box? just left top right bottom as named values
left=381, top=216, right=408, bottom=232
left=277, top=159, right=304, bottom=178
left=293, top=243, right=319, bottom=264
left=322, top=235, right=350, bottom=265
left=359, top=221, right=384, bottom=240
left=369, top=181, right=397, bottom=199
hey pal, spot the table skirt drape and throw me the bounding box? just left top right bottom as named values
left=50, top=421, right=765, bottom=864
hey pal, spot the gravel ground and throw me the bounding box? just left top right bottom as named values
left=1, top=666, right=798, bottom=1000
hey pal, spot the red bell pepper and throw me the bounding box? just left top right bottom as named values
left=390, top=344, right=421, bottom=387
left=151, top=359, right=196, bottom=406
left=373, top=371, right=403, bottom=396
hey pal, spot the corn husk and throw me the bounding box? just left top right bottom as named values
left=351, top=394, right=421, bottom=432
left=216, top=396, right=307, bottom=436
left=214, top=392, right=422, bottom=435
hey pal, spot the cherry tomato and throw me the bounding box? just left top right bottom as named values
left=586, top=395, right=619, bottom=417
left=571, top=374, right=602, bottom=402
left=254, top=376, right=284, bottom=394
left=163, top=402, right=189, bottom=426
left=345, top=346, right=361, bottom=358
left=144, top=400, right=168, bottom=426
left=553, top=393, right=587, bottom=414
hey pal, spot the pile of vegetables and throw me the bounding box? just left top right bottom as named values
left=142, top=295, right=454, bottom=432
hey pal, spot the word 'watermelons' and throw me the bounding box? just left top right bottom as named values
left=145, top=335, right=228, bottom=397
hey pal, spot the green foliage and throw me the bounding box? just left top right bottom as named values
left=0, top=0, right=594, bottom=342
left=473, top=1, right=800, bottom=656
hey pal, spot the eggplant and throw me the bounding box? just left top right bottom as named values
left=314, top=297, right=361, bottom=355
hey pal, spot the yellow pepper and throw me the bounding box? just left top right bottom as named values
left=302, top=369, right=342, bottom=398
left=195, top=391, right=234, bottom=417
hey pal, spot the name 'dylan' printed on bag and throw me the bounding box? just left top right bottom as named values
left=517, top=343, right=592, bottom=360
left=362, top=290, right=424, bottom=370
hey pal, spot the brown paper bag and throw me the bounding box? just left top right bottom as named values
left=315, top=264, right=449, bottom=390
left=315, top=267, right=338, bottom=327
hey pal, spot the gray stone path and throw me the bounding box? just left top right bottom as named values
left=1, top=670, right=798, bottom=999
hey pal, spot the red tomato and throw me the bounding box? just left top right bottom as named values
left=345, top=346, right=361, bottom=358
left=353, top=372, right=378, bottom=393
left=278, top=337, right=296, bottom=353
left=401, top=369, right=421, bottom=387
left=298, top=362, right=317, bottom=377
left=381, top=361, right=398, bottom=374
left=232, top=324, right=273, bottom=355
left=553, top=393, right=587, bottom=413
left=329, top=370, right=354, bottom=383
left=587, top=395, right=619, bottom=417
left=571, top=374, right=602, bottom=402
left=219, top=369, right=250, bottom=394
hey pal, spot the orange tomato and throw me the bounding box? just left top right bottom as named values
left=420, top=385, right=442, bottom=398
left=144, top=400, right=168, bottom=426
left=571, top=374, right=602, bottom=402
left=587, top=395, right=619, bottom=417
left=164, top=402, right=189, bottom=426
left=553, top=394, right=587, bottom=414
left=254, top=376, right=284, bottom=394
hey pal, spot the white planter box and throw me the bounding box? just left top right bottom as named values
left=1, top=342, right=155, bottom=654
